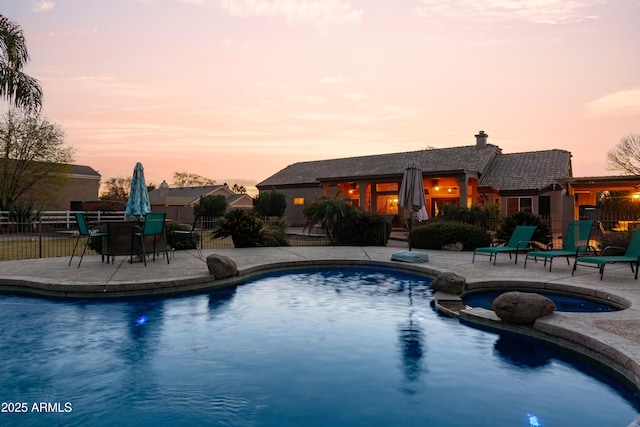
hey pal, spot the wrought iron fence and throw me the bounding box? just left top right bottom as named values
left=1, top=210, right=637, bottom=261
left=0, top=212, right=336, bottom=261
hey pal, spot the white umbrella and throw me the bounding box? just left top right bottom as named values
left=125, top=162, right=151, bottom=220
left=398, top=161, right=426, bottom=251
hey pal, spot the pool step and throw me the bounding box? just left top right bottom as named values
left=433, top=291, right=467, bottom=317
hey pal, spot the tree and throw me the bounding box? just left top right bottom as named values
left=172, top=171, right=215, bottom=187
left=193, top=194, right=226, bottom=218
left=302, top=195, right=357, bottom=240
left=0, top=15, right=42, bottom=112
left=606, top=134, right=640, bottom=175
left=100, top=177, right=155, bottom=201
left=99, top=176, right=131, bottom=202
left=0, top=110, right=73, bottom=211
left=253, top=189, right=286, bottom=217
left=232, top=183, right=246, bottom=194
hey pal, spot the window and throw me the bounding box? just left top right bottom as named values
left=376, top=183, right=398, bottom=192
left=293, top=198, right=304, bottom=205
left=507, top=197, right=532, bottom=214
left=539, top=196, right=550, bottom=217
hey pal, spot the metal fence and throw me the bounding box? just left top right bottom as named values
left=1, top=210, right=638, bottom=261
left=0, top=211, right=335, bottom=261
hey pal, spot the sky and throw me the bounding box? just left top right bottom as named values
left=2, top=0, right=640, bottom=195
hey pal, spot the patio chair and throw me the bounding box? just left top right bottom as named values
left=68, top=212, right=111, bottom=267
left=131, top=212, right=170, bottom=266
left=572, top=227, right=640, bottom=280
left=472, top=225, right=537, bottom=266
left=170, top=216, right=202, bottom=259
left=524, top=220, right=594, bottom=271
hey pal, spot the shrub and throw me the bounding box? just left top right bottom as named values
left=437, top=204, right=497, bottom=226
left=599, top=230, right=633, bottom=255
left=498, top=211, right=549, bottom=243
left=165, top=221, right=200, bottom=250
left=194, top=195, right=226, bottom=228
left=212, top=209, right=264, bottom=248
left=8, top=201, right=40, bottom=231
left=411, top=221, right=491, bottom=250
left=334, top=212, right=392, bottom=246
left=302, top=196, right=358, bottom=242
left=253, top=190, right=287, bottom=218
left=261, top=219, right=290, bottom=247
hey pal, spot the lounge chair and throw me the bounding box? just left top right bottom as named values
left=472, top=225, right=537, bottom=265
left=524, top=220, right=594, bottom=271
left=131, top=212, right=170, bottom=266
left=572, top=227, right=640, bottom=280
left=68, top=212, right=111, bottom=267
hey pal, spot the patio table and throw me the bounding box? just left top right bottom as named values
left=100, top=220, right=166, bottom=260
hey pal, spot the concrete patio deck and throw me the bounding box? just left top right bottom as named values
left=2, top=243, right=640, bottom=425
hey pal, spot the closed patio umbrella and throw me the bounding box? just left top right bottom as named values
left=398, top=161, right=426, bottom=251
left=125, top=162, right=151, bottom=220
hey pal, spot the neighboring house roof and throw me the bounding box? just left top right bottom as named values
left=258, top=144, right=501, bottom=188
left=0, top=159, right=101, bottom=178
left=148, top=184, right=253, bottom=207
left=149, top=185, right=223, bottom=198
left=479, top=149, right=572, bottom=192
left=227, top=193, right=253, bottom=208
left=69, top=164, right=101, bottom=178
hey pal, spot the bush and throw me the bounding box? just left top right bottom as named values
left=600, top=230, right=632, bottom=255
left=437, top=204, right=497, bottom=226
left=254, top=190, right=287, bottom=218
left=212, top=209, right=264, bottom=248
left=261, top=219, right=290, bottom=247
left=8, top=201, right=40, bottom=232
left=302, top=196, right=358, bottom=242
left=498, top=211, right=549, bottom=243
left=165, top=221, right=200, bottom=250
left=411, top=221, right=491, bottom=250
left=334, top=212, right=392, bottom=246
left=194, top=195, right=226, bottom=228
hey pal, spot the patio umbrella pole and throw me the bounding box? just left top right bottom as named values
left=391, top=161, right=429, bottom=263
left=408, top=212, right=412, bottom=251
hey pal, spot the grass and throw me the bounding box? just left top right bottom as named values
left=0, top=233, right=330, bottom=262
left=0, top=236, right=81, bottom=261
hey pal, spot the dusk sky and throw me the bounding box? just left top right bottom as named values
left=2, top=0, right=639, bottom=193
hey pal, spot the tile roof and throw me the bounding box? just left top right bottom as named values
left=148, top=185, right=225, bottom=200
left=478, top=149, right=572, bottom=191
left=258, top=144, right=501, bottom=187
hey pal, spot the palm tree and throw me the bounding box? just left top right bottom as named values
left=0, top=14, right=42, bottom=112
left=302, top=195, right=356, bottom=241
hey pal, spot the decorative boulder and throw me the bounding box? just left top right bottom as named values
left=206, top=254, right=238, bottom=280
left=441, top=242, right=463, bottom=251
left=429, top=272, right=466, bottom=295
left=492, top=291, right=555, bottom=324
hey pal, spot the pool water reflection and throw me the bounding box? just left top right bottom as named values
left=0, top=267, right=638, bottom=426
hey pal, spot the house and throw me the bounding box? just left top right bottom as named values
left=558, top=175, right=640, bottom=229
left=148, top=181, right=253, bottom=223
left=2, top=162, right=102, bottom=211
left=257, top=131, right=573, bottom=229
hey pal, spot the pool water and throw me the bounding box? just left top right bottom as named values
left=0, top=267, right=638, bottom=426
left=464, top=290, right=621, bottom=312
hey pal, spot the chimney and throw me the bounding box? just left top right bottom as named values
left=159, top=180, right=170, bottom=204
left=475, top=130, right=488, bottom=148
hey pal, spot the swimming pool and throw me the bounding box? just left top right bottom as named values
left=0, top=267, right=638, bottom=426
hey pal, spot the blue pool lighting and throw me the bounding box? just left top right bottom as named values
left=135, top=315, right=148, bottom=326
left=527, top=413, right=541, bottom=426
